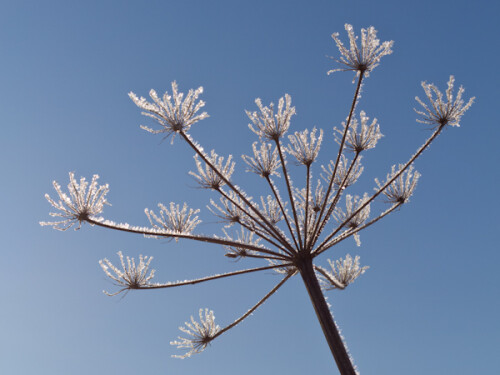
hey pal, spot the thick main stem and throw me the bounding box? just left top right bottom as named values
left=298, top=258, right=356, bottom=375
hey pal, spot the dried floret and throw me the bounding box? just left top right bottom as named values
left=247, top=94, right=296, bottom=140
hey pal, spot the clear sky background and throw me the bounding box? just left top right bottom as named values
left=1, top=0, right=498, bottom=374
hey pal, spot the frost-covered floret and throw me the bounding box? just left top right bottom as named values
left=129, top=82, right=209, bottom=143
left=335, top=111, right=383, bottom=152
left=322, top=155, right=364, bottom=189
left=247, top=94, right=296, bottom=140
left=242, top=142, right=281, bottom=178
left=376, top=164, right=421, bottom=204
left=318, top=255, right=369, bottom=290
left=258, top=195, right=283, bottom=225
left=335, top=194, right=370, bottom=246
left=328, top=24, right=393, bottom=78
left=40, top=172, right=109, bottom=231
left=223, top=228, right=261, bottom=260
left=287, top=127, right=323, bottom=166
left=415, top=75, right=475, bottom=127
left=190, top=151, right=235, bottom=190
left=99, top=251, right=155, bottom=296
left=209, top=191, right=248, bottom=227
left=145, top=202, right=201, bottom=234
left=171, top=308, right=220, bottom=359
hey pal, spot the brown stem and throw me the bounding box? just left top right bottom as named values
left=298, top=257, right=356, bottom=375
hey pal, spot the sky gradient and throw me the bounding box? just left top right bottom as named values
left=1, top=1, right=498, bottom=374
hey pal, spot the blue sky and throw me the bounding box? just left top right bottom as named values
left=1, top=0, right=498, bottom=374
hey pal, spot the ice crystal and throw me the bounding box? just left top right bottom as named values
left=99, top=251, right=155, bottom=296
left=242, top=142, right=281, bottom=178
left=40, top=172, right=109, bottom=231
left=415, top=75, right=475, bottom=127
left=328, top=24, right=393, bottom=78
left=171, top=308, right=220, bottom=358
left=246, top=94, right=296, bottom=141
left=375, top=164, right=421, bottom=204
left=258, top=195, right=283, bottom=225
left=318, top=255, right=368, bottom=290
left=190, top=150, right=235, bottom=190
left=287, top=127, right=323, bottom=166
left=145, top=202, right=201, bottom=234
left=129, top=81, right=209, bottom=143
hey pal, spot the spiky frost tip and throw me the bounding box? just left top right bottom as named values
left=145, top=202, right=201, bottom=235
left=40, top=172, right=110, bottom=231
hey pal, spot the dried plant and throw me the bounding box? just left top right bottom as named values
left=41, top=24, right=474, bottom=374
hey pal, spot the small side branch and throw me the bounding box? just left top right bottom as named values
left=214, top=273, right=293, bottom=339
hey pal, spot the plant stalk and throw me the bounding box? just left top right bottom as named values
left=298, top=258, right=356, bottom=375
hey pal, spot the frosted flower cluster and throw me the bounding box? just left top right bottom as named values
left=335, top=111, right=383, bottom=153
left=318, top=255, right=369, bottom=290
left=190, top=151, right=235, bottom=190
left=335, top=194, right=370, bottom=246
left=40, top=172, right=109, bottom=231
left=287, top=127, right=324, bottom=166
left=322, top=155, right=364, bottom=189
left=242, top=142, right=281, bottom=178
left=376, top=164, right=420, bottom=204
left=145, top=202, right=201, bottom=234
left=328, top=24, right=394, bottom=78
left=171, top=309, right=220, bottom=358
left=246, top=94, right=296, bottom=140
left=415, top=75, right=475, bottom=127
left=129, top=81, right=208, bottom=142
left=99, top=251, right=155, bottom=296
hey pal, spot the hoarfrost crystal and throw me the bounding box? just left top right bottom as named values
left=145, top=202, right=201, bottom=234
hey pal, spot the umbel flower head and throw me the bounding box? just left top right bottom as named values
left=242, top=142, right=281, bottom=178
left=318, top=254, right=369, bottom=290
left=335, top=194, right=370, bottom=246
left=190, top=150, right=235, bottom=190
left=99, top=251, right=155, bottom=296
left=40, top=172, right=109, bottom=231
left=171, top=308, right=221, bottom=358
left=145, top=202, right=201, bottom=234
left=246, top=94, right=296, bottom=141
left=415, top=75, right=475, bottom=127
left=129, top=81, right=209, bottom=143
left=376, top=164, right=421, bottom=204
left=335, top=111, right=383, bottom=153
left=287, top=127, right=324, bottom=166
left=328, top=24, right=393, bottom=78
